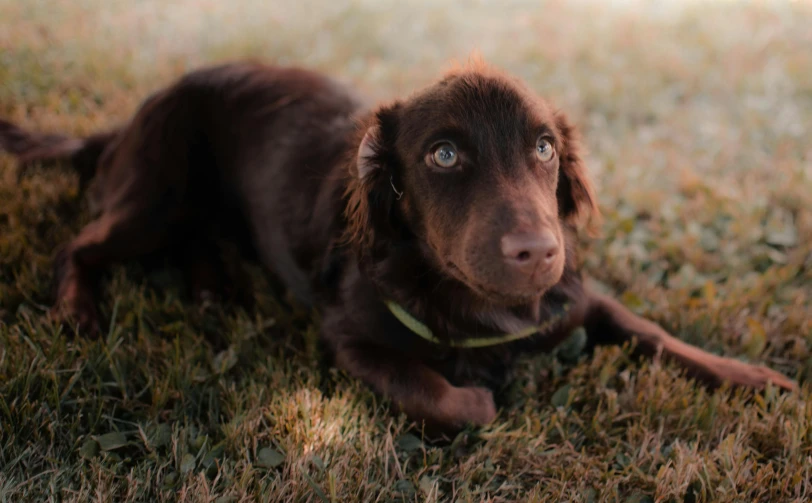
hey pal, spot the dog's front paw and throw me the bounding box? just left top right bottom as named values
left=437, top=385, right=497, bottom=429
left=50, top=291, right=100, bottom=337
left=708, top=358, right=796, bottom=392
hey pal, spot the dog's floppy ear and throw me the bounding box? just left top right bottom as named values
left=344, top=104, right=404, bottom=262
left=555, top=111, right=600, bottom=229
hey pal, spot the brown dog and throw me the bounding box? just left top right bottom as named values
left=0, top=61, right=796, bottom=432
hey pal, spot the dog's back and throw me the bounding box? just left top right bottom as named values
left=178, top=63, right=364, bottom=302
left=0, top=62, right=364, bottom=327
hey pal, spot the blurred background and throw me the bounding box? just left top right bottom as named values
left=1, top=1, right=811, bottom=501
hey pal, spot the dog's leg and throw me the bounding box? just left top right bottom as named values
left=177, top=237, right=254, bottom=309
left=52, top=205, right=173, bottom=335
left=334, top=343, right=497, bottom=432
left=178, top=237, right=228, bottom=304
left=582, top=290, right=796, bottom=390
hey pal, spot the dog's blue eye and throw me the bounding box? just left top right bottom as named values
left=432, top=143, right=458, bottom=168
left=536, top=139, right=554, bottom=162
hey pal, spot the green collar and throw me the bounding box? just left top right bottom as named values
left=384, top=300, right=571, bottom=348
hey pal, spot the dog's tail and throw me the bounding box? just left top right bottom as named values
left=0, top=118, right=118, bottom=186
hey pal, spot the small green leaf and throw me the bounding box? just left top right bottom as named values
left=619, top=218, right=635, bottom=233
left=551, top=384, right=572, bottom=407
left=213, top=347, right=238, bottom=374
left=557, top=327, right=588, bottom=363
left=105, top=452, right=122, bottom=463
left=206, top=443, right=225, bottom=460
left=302, top=471, right=329, bottom=502
left=79, top=439, right=99, bottom=459
left=180, top=453, right=196, bottom=474
left=163, top=471, right=179, bottom=489
left=766, top=226, right=797, bottom=247
left=700, top=229, right=720, bottom=251
left=419, top=475, right=436, bottom=495
left=95, top=432, right=128, bottom=451
left=599, top=360, right=616, bottom=387
left=150, top=423, right=172, bottom=448
left=257, top=447, right=285, bottom=469
left=393, top=479, right=416, bottom=497
left=396, top=433, right=423, bottom=453
left=626, top=493, right=653, bottom=503
left=202, top=443, right=225, bottom=476
left=310, top=454, right=325, bottom=472
left=192, top=434, right=207, bottom=452
left=449, top=429, right=481, bottom=459
left=620, top=291, right=645, bottom=311
left=159, top=320, right=187, bottom=334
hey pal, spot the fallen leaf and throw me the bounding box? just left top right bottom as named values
left=551, top=384, right=572, bottom=407
left=257, top=447, right=285, bottom=469
left=150, top=423, right=172, bottom=449
left=180, top=453, right=196, bottom=474
left=393, top=479, right=416, bottom=497
left=95, top=432, right=128, bottom=451
left=419, top=475, right=436, bottom=495
left=79, top=439, right=99, bottom=459
left=557, top=327, right=588, bottom=363
left=396, top=433, right=423, bottom=453
left=302, top=471, right=329, bottom=502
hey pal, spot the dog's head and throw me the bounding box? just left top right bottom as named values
left=345, top=64, right=598, bottom=305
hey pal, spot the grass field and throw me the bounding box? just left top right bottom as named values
left=1, top=0, right=811, bottom=501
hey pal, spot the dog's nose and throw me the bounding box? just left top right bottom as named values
left=500, top=229, right=559, bottom=272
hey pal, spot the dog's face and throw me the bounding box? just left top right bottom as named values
left=347, top=66, right=597, bottom=305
